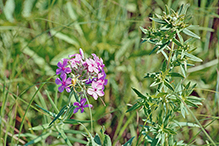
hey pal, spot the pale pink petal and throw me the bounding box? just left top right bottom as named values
left=97, top=90, right=104, bottom=96
left=66, top=87, right=71, bottom=92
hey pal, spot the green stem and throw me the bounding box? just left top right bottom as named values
left=174, top=93, right=216, bottom=146
left=166, top=42, right=174, bottom=69
left=17, top=75, right=55, bottom=145
left=183, top=101, right=216, bottom=146
left=79, top=84, right=93, bottom=133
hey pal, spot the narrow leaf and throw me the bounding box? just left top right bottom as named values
left=126, top=103, right=141, bottom=113
left=132, top=88, right=146, bottom=99
left=140, top=26, right=148, bottom=34
left=29, top=124, right=49, bottom=131
left=168, top=72, right=185, bottom=78
left=149, top=45, right=159, bottom=55
left=149, top=18, right=167, bottom=24
left=184, top=52, right=202, bottom=62
left=35, top=104, right=56, bottom=117
left=182, top=28, right=200, bottom=39
left=122, top=136, right=135, bottom=146
left=172, top=38, right=182, bottom=47
left=49, top=105, right=67, bottom=126
left=24, top=133, right=50, bottom=146
left=164, top=80, right=174, bottom=91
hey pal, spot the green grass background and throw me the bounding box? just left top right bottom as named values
left=0, top=0, right=218, bottom=145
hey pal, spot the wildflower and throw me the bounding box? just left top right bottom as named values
left=55, top=48, right=107, bottom=101
left=86, top=58, right=99, bottom=73
left=87, top=81, right=104, bottom=100
left=73, top=98, right=92, bottom=113
left=55, top=73, right=72, bottom=92
left=56, top=59, right=71, bottom=76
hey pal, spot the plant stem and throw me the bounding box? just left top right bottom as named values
left=167, top=42, right=174, bottom=69
left=174, top=93, right=216, bottom=146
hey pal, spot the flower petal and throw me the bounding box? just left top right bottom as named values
left=80, top=98, right=87, bottom=105
left=87, top=88, right=94, bottom=95
left=56, top=68, right=62, bottom=75
left=58, top=86, right=65, bottom=92
left=55, top=78, right=62, bottom=85
left=62, top=59, right=68, bottom=66
left=57, top=61, right=63, bottom=68
left=73, top=102, right=80, bottom=106
left=80, top=108, right=84, bottom=113
left=65, top=87, right=71, bottom=92
left=73, top=107, right=80, bottom=114
left=97, top=90, right=104, bottom=96
left=60, top=73, right=67, bottom=81
left=64, top=67, right=72, bottom=74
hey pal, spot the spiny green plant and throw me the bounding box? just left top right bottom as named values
left=127, top=4, right=217, bottom=146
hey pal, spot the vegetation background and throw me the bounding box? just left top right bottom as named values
left=0, top=0, right=218, bottom=145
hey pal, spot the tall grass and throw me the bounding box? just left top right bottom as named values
left=0, top=0, right=218, bottom=145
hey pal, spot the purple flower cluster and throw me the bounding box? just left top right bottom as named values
left=55, top=48, right=108, bottom=113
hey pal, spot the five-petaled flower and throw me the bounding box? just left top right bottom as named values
left=73, top=98, right=92, bottom=113
left=56, top=59, right=72, bottom=76
left=55, top=73, right=72, bottom=92
left=87, top=81, right=104, bottom=100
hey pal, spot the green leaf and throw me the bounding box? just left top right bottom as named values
left=126, top=102, right=141, bottom=113
left=64, top=119, right=93, bottom=124
left=22, top=0, right=35, bottom=17
left=172, top=38, right=182, bottom=47
left=103, top=134, right=112, bottom=146
left=178, top=4, right=190, bottom=15
left=24, top=132, right=50, bottom=146
left=168, top=72, right=185, bottom=78
left=176, top=30, right=184, bottom=44
left=35, top=104, right=56, bottom=117
left=184, top=52, right=203, bottom=62
left=132, top=88, right=146, bottom=99
left=150, top=17, right=167, bottom=24
left=151, top=92, right=168, bottom=98
left=173, top=121, right=200, bottom=128
left=161, top=60, right=167, bottom=72
left=94, top=134, right=102, bottom=145
left=182, top=28, right=200, bottom=39
left=122, top=136, right=135, bottom=146
left=29, top=124, right=49, bottom=131
left=45, top=90, right=59, bottom=113
left=180, top=102, right=188, bottom=118
left=149, top=45, right=159, bottom=55
left=4, top=0, right=15, bottom=22
left=180, top=64, right=186, bottom=77
left=140, top=26, right=148, bottom=34
left=164, top=80, right=174, bottom=91
left=185, top=99, right=199, bottom=108
left=163, top=128, right=177, bottom=135
left=49, top=105, right=67, bottom=126
left=50, top=30, right=80, bottom=48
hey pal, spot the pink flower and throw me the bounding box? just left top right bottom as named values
left=87, top=81, right=104, bottom=100
left=55, top=73, right=72, bottom=92
left=73, top=98, right=92, bottom=113
left=56, top=59, right=71, bottom=75
left=79, top=48, right=84, bottom=60
left=86, top=58, right=99, bottom=73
